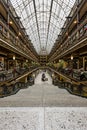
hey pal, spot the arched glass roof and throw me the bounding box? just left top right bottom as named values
left=10, top=0, right=76, bottom=55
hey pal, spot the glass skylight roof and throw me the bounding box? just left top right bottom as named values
left=10, top=0, right=76, bottom=55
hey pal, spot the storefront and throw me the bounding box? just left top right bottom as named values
left=0, top=57, right=4, bottom=71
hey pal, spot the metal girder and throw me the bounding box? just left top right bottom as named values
left=32, top=0, right=41, bottom=49
left=10, top=0, right=76, bottom=55
left=45, top=0, right=53, bottom=50
left=54, top=0, right=74, bottom=10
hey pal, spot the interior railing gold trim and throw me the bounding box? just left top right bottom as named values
left=49, top=18, right=87, bottom=61
left=0, top=19, right=38, bottom=61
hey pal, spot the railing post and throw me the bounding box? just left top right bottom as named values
left=2, top=84, right=8, bottom=95
left=77, top=0, right=80, bottom=39
left=83, top=57, right=86, bottom=71
left=78, top=83, right=83, bottom=95
left=7, top=0, right=10, bottom=38
left=71, top=84, right=73, bottom=92
left=77, top=59, right=80, bottom=69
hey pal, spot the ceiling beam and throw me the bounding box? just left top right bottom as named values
left=33, top=0, right=41, bottom=50
left=45, top=0, right=53, bottom=50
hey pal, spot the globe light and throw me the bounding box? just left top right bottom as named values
left=13, top=55, right=15, bottom=60
left=71, top=55, right=73, bottom=60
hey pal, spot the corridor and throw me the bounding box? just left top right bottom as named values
left=0, top=72, right=87, bottom=107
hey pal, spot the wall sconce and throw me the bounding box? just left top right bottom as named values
left=66, top=32, right=68, bottom=36
left=59, top=59, right=61, bottom=62
left=71, top=55, right=73, bottom=60
left=32, top=73, right=35, bottom=78
left=26, top=59, right=28, bottom=62
left=16, top=36, right=18, bottom=39
left=52, top=73, right=55, bottom=78
left=74, top=20, right=77, bottom=24
left=9, top=21, right=13, bottom=25
left=13, top=55, right=15, bottom=60
left=61, top=45, right=62, bottom=48
left=18, top=32, right=21, bottom=36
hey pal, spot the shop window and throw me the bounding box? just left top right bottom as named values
left=0, top=57, right=4, bottom=71
left=10, top=34, right=15, bottom=44
left=79, top=28, right=84, bottom=37
left=3, top=28, right=7, bottom=35
left=69, top=38, right=72, bottom=44
left=84, top=24, right=87, bottom=31
left=72, top=35, right=76, bottom=42
left=0, top=25, right=3, bottom=32
left=0, top=25, right=3, bottom=31
left=76, top=32, right=79, bottom=39
left=10, top=34, right=13, bottom=41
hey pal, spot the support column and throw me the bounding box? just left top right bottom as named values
left=77, top=60, right=80, bottom=69
left=77, top=0, right=80, bottom=39
left=13, top=60, right=16, bottom=69
left=83, top=57, right=86, bottom=71
left=15, top=60, right=17, bottom=67
left=20, top=77, right=27, bottom=83
left=8, top=61, right=9, bottom=70
left=25, top=77, right=27, bottom=83
left=7, top=0, right=10, bottom=38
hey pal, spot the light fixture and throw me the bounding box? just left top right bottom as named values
left=59, top=59, right=61, bottom=62
left=52, top=73, right=55, bottom=77
left=18, top=32, right=21, bottom=36
left=13, top=55, right=15, bottom=60
left=74, top=20, right=77, bottom=24
left=66, top=32, right=68, bottom=36
left=32, top=73, right=35, bottom=78
left=16, top=36, right=18, bottom=39
left=9, top=21, right=13, bottom=25
left=26, top=59, right=28, bottom=62
left=71, top=55, right=73, bottom=60
left=68, top=36, right=70, bottom=39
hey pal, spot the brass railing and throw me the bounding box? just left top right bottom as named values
left=0, top=19, right=37, bottom=61
left=46, top=66, right=87, bottom=98
left=0, top=66, right=39, bottom=98
left=50, top=18, right=87, bottom=60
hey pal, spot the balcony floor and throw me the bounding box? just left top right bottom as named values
left=0, top=72, right=87, bottom=107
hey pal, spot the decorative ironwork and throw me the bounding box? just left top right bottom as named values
left=10, top=0, right=76, bottom=54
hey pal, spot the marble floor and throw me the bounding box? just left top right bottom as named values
left=0, top=72, right=87, bottom=129
left=0, top=107, right=87, bottom=130
left=0, top=71, right=87, bottom=107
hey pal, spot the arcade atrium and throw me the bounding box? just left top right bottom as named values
left=0, top=0, right=87, bottom=103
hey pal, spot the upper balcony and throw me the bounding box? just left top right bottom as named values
left=49, top=0, right=87, bottom=61
left=0, top=0, right=38, bottom=62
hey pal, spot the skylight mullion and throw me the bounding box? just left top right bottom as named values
left=10, top=0, right=76, bottom=54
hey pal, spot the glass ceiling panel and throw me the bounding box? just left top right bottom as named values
left=10, top=0, right=76, bottom=55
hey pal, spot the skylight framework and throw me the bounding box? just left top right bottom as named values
left=10, top=0, right=76, bottom=55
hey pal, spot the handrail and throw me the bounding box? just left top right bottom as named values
left=46, top=66, right=79, bottom=84
left=0, top=19, right=27, bottom=51
left=50, top=18, right=87, bottom=60
left=0, top=20, right=37, bottom=61
left=0, top=67, right=38, bottom=85
left=0, top=66, right=87, bottom=98
left=0, top=66, right=38, bottom=98
left=46, top=66, right=87, bottom=98
left=0, top=80, right=34, bottom=98
left=41, top=66, right=87, bottom=85
left=59, top=0, right=86, bottom=42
